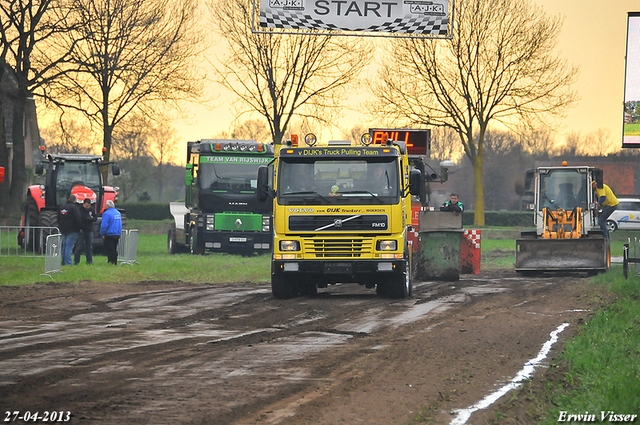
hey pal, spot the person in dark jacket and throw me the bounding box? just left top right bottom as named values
left=100, top=200, right=122, bottom=265
left=74, top=198, right=97, bottom=265
left=58, top=194, right=81, bottom=266
left=440, top=193, right=464, bottom=215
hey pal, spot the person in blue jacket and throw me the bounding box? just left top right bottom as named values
left=100, top=200, right=122, bottom=265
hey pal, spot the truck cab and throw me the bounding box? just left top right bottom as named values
left=257, top=133, right=423, bottom=298
left=169, top=139, right=274, bottom=255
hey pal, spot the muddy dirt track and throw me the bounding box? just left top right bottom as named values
left=0, top=271, right=611, bottom=425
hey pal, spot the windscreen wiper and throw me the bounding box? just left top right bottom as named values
left=282, top=191, right=331, bottom=203
left=339, top=190, right=385, bottom=204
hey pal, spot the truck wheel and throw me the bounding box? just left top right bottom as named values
left=38, top=210, right=58, bottom=255
left=300, top=282, right=317, bottom=296
left=168, top=226, right=178, bottom=254
left=376, top=282, right=386, bottom=296
left=271, top=274, right=294, bottom=299
left=189, top=227, right=204, bottom=255
left=389, top=249, right=412, bottom=298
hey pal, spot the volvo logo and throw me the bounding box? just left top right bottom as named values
left=235, top=219, right=243, bottom=228
left=334, top=219, right=343, bottom=228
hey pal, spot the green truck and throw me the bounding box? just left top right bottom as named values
left=168, top=139, right=274, bottom=255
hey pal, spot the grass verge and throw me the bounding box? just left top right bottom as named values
left=0, top=234, right=271, bottom=286
left=540, top=269, right=640, bottom=422
left=486, top=267, right=640, bottom=424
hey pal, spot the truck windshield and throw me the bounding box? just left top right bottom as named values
left=55, top=161, right=101, bottom=206
left=539, top=169, right=588, bottom=211
left=198, top=156, right=266, bottom=193
left=279, top=159, right=399, bottom=205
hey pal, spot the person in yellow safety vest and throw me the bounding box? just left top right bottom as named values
left=591, top=181, right=618, bottom=239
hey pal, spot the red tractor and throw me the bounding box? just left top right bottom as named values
left=20, top=149, right=121, bottom=252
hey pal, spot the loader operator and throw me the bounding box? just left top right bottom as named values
left=592, top=181, right=618, bottom=239
left=441, top=193, right=464, bottom=215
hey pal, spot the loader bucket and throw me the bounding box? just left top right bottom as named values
left=515, top=236, right=609, bottom=273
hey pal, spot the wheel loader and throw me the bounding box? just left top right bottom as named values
left=515, top=163, right=610, bottom=274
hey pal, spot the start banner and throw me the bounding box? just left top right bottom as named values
left=257, top=0, right=451, bottom=37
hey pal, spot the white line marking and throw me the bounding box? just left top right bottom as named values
left=449, top=322, right=570, bottom=425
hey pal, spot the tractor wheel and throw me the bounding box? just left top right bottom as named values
left=38, top=210, right=59, bottom=255
left=120, top=212, right=127, bottom=230
left=24, top=196, right=41, bottom=252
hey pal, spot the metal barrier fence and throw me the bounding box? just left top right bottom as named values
left=40, top=234, right=63, bottom=278
left=119, top=229, right=139, bottom=266
left=116, top=230, right=127, bottom=259
left=0, top=225, right=60, bottom=257
left=623, top=237, right=640, bottom=279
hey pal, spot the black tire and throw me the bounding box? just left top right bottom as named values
left=606, top=220, right=617, bottom=233
left=300, top=282, right=317, bottom=296
left=271, top=274, right=294, bottom=299
left=38, top=210, right=58, bottom=255
left=24, top=195, right=41, bottom=251
left=388, top=248, right=412, bottom=299
left=189, top=227, right=204, bottom=255
left=168, top=226, right=178, bottom=254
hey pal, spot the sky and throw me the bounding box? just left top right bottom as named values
left=169, top=0, right=640, bottom=163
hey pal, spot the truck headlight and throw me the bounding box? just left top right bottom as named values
left=262, top=215, right=270, bottom=232
left=206, top=216, right=214, bottom=231
left=377, top=240, right=397, bottom=251
left=280, top=240, right=300, bottom=251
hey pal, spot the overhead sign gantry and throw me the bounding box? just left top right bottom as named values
left=253, top=0, right=454, bottom=38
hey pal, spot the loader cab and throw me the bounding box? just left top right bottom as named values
left=538, top=168, right=590, bottom=212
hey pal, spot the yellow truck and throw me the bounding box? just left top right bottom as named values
left=257, top=133, right=423, bottom=298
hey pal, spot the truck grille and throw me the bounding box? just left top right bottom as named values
left=289, top=215, right=388, bottom=232
left=303, top=238, right=374, bottom=258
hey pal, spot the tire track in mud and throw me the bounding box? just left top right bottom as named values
left=0, top=272, right=594, bottom=425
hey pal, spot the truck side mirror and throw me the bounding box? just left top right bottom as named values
left=35, top=163, right=43, bottom=175
left=112, top=164, right=120, bottom=176
left=440, top=167, right=448, bottom=183
left=524, top=169, right=534, bottom=190
left=257, top=165, right=269, bottom=202
left=409, top=169, right=422, bottom=196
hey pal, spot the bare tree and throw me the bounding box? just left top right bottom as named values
left=47, top=0, right=204, bottom=181
left=230, top=119, right=271, bottom=144
left=517, top=125, right=556, bottom=157
left=431, top=127, right=464, bottom=162
left=560, top=130, right=582, bottom=156
left=0, top=0, right=79, bottom=215
left=110, top=115, right=154, bottom=201
left=40, top=110, right=97, bottom=154
left=209, top=0, right=371, bottom=145
left=147, top=121, right=178, bottom=201
left=370, top=0, right=578, bottom=225
left=584, top=128, right=617, bottom=157
left=342, top=124, right=369, bottom=144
